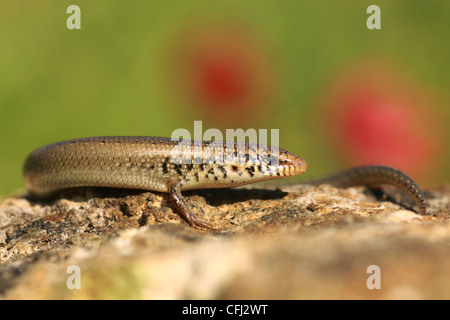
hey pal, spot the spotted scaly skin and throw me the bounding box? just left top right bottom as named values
left=24, top=136, right=426, bottom=230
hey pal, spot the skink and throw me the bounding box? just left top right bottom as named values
left=23, top=136, right=426, bottom=230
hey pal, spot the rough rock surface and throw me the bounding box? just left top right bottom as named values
left=0, top=182, right=449, bottom=299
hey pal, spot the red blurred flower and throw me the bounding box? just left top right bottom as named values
left=322, top=63, right=443, bottom=184
left=170, top=23, right=275, bottom=126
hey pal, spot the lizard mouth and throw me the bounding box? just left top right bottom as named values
left=277, top=151, right=307, bottom=176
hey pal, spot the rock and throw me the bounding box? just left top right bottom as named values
left=0, top=183, right=449, bottom=299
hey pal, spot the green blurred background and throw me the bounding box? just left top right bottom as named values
left=0, top=0, right=448, bottom=197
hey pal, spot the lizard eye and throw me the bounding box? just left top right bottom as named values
left=258, top=153, right=279, bottom=165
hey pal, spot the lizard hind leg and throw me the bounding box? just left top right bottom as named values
left=166, top=179, right=217, bottom=231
